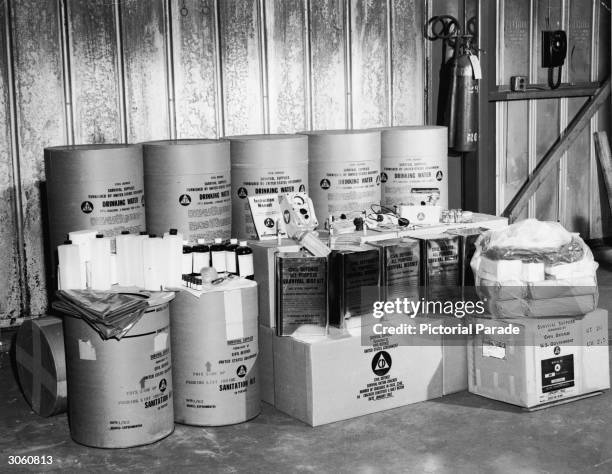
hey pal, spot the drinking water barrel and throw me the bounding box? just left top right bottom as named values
left=171, top=280, right=260, bottom=426
left=229, top=134, right=308, bottom=239
left=142, top=139, right=231, bottom=242
left=44, top=144, right=146, bottom=283
left=380, top=126, right=448, bottom=209
left=62, top=292, right=174, bottom=448
left=304, top=129, right=381, bottom=225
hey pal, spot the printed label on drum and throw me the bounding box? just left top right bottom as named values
left=147, top=172, right=232, bottom=241
left=311, top=160, right=380, bottom=218
left=79, top=177, right=145, bottom=235
left=183, top=335, right=258, bottom=410
left=357, top=335, right=406, bottom=402
left=232, top=167, right=307, bottom=238
left=110, top=326, right=172, bottom=432
left=382, top=155, right=446, bottom=207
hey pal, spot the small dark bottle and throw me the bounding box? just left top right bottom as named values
left=211, top=237, right=227, bottom=272
left=192, top=238, right=211, bottom=273
left=225, top=238, right=239, bottom=274
left=236, top=241, right=254, bottom=280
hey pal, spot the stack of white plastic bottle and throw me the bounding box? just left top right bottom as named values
left=57, top=229, right=256, bottom=292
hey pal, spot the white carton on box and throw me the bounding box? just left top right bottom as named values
left=259, top=315, right=467, bottom=426
left=468, top=309, right=609, bottom=409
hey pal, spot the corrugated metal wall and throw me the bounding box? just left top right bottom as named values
left=0, top=0, right=427, bottom=323
left=495, top=0, right=611, bottom=234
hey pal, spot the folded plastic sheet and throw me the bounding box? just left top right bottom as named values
left=52, top=290, right=149, bottom=340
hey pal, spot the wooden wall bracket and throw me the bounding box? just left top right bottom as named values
left=502, top=77, right=611, bottom=222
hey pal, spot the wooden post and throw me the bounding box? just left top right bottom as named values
left=594, top=131, right=612, bottom=215
left=502, top=77, right=611, bottom=221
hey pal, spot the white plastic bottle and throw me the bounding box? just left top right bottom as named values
left=163, top=229, right=183, bottom=288
left=58, top=239, right=84, bottom=290
left=90, top=234, right=112, bottom=290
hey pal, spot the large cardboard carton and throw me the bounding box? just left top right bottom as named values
left=468, top=309, right=609, bottom=409
left=259, top=315, right=467, bottom=426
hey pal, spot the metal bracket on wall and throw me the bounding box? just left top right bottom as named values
left=502, top=77, right=611, bottom=222
left=489, top=81, right=602, bottom=102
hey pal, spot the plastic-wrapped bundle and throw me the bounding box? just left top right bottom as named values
left=470, top=219, right=598, bottom=318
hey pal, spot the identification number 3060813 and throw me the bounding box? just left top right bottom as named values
left=8, top=455, right=53, bottom=465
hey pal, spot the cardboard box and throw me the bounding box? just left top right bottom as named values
left=259, top=315, right=467, bottom=426
left=477, top=277, right=598, bottom=319
left=250, top=239, right=301, bottom=327
left=485, top=294, right=598, bottom=319
left=259, top=325, right=276, bottom=406
left=468, top=309, right=610, bottom=409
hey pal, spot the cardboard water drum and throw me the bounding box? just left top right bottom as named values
left=171, top=280, right=260, bottom=426
left=304, top=129, right=381, bottom=225
left=15, top=316, right=67, bottom=417
left=44, top=144, right=146, bottom=281
left=143, top=139, right=231, bottom=241
left=380, top=126, right=448, bottom=209
left=229, top=134, right=308, bottom=239
left=62, top=293, right=174, bottom=448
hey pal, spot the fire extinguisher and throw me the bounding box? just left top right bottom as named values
left=426, top=16, right=481, bottom=153
left=447, top=37, right=480, bottom=153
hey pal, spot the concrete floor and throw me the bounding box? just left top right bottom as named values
left=2, top=271, right=612, bottom=473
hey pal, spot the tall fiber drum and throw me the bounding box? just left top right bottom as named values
left=62, top=293, right=174, bottom=448
left=44, top=144, right=146, bottom=279
left=171, top=280, right=260, bottom=426
left=380, top=126, right=448, bottom=209
left=229, top=134, right=308, bottom=239
left=304, top=129, right=381, bottom=224
left=143, top=140, right=231, bottom=241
